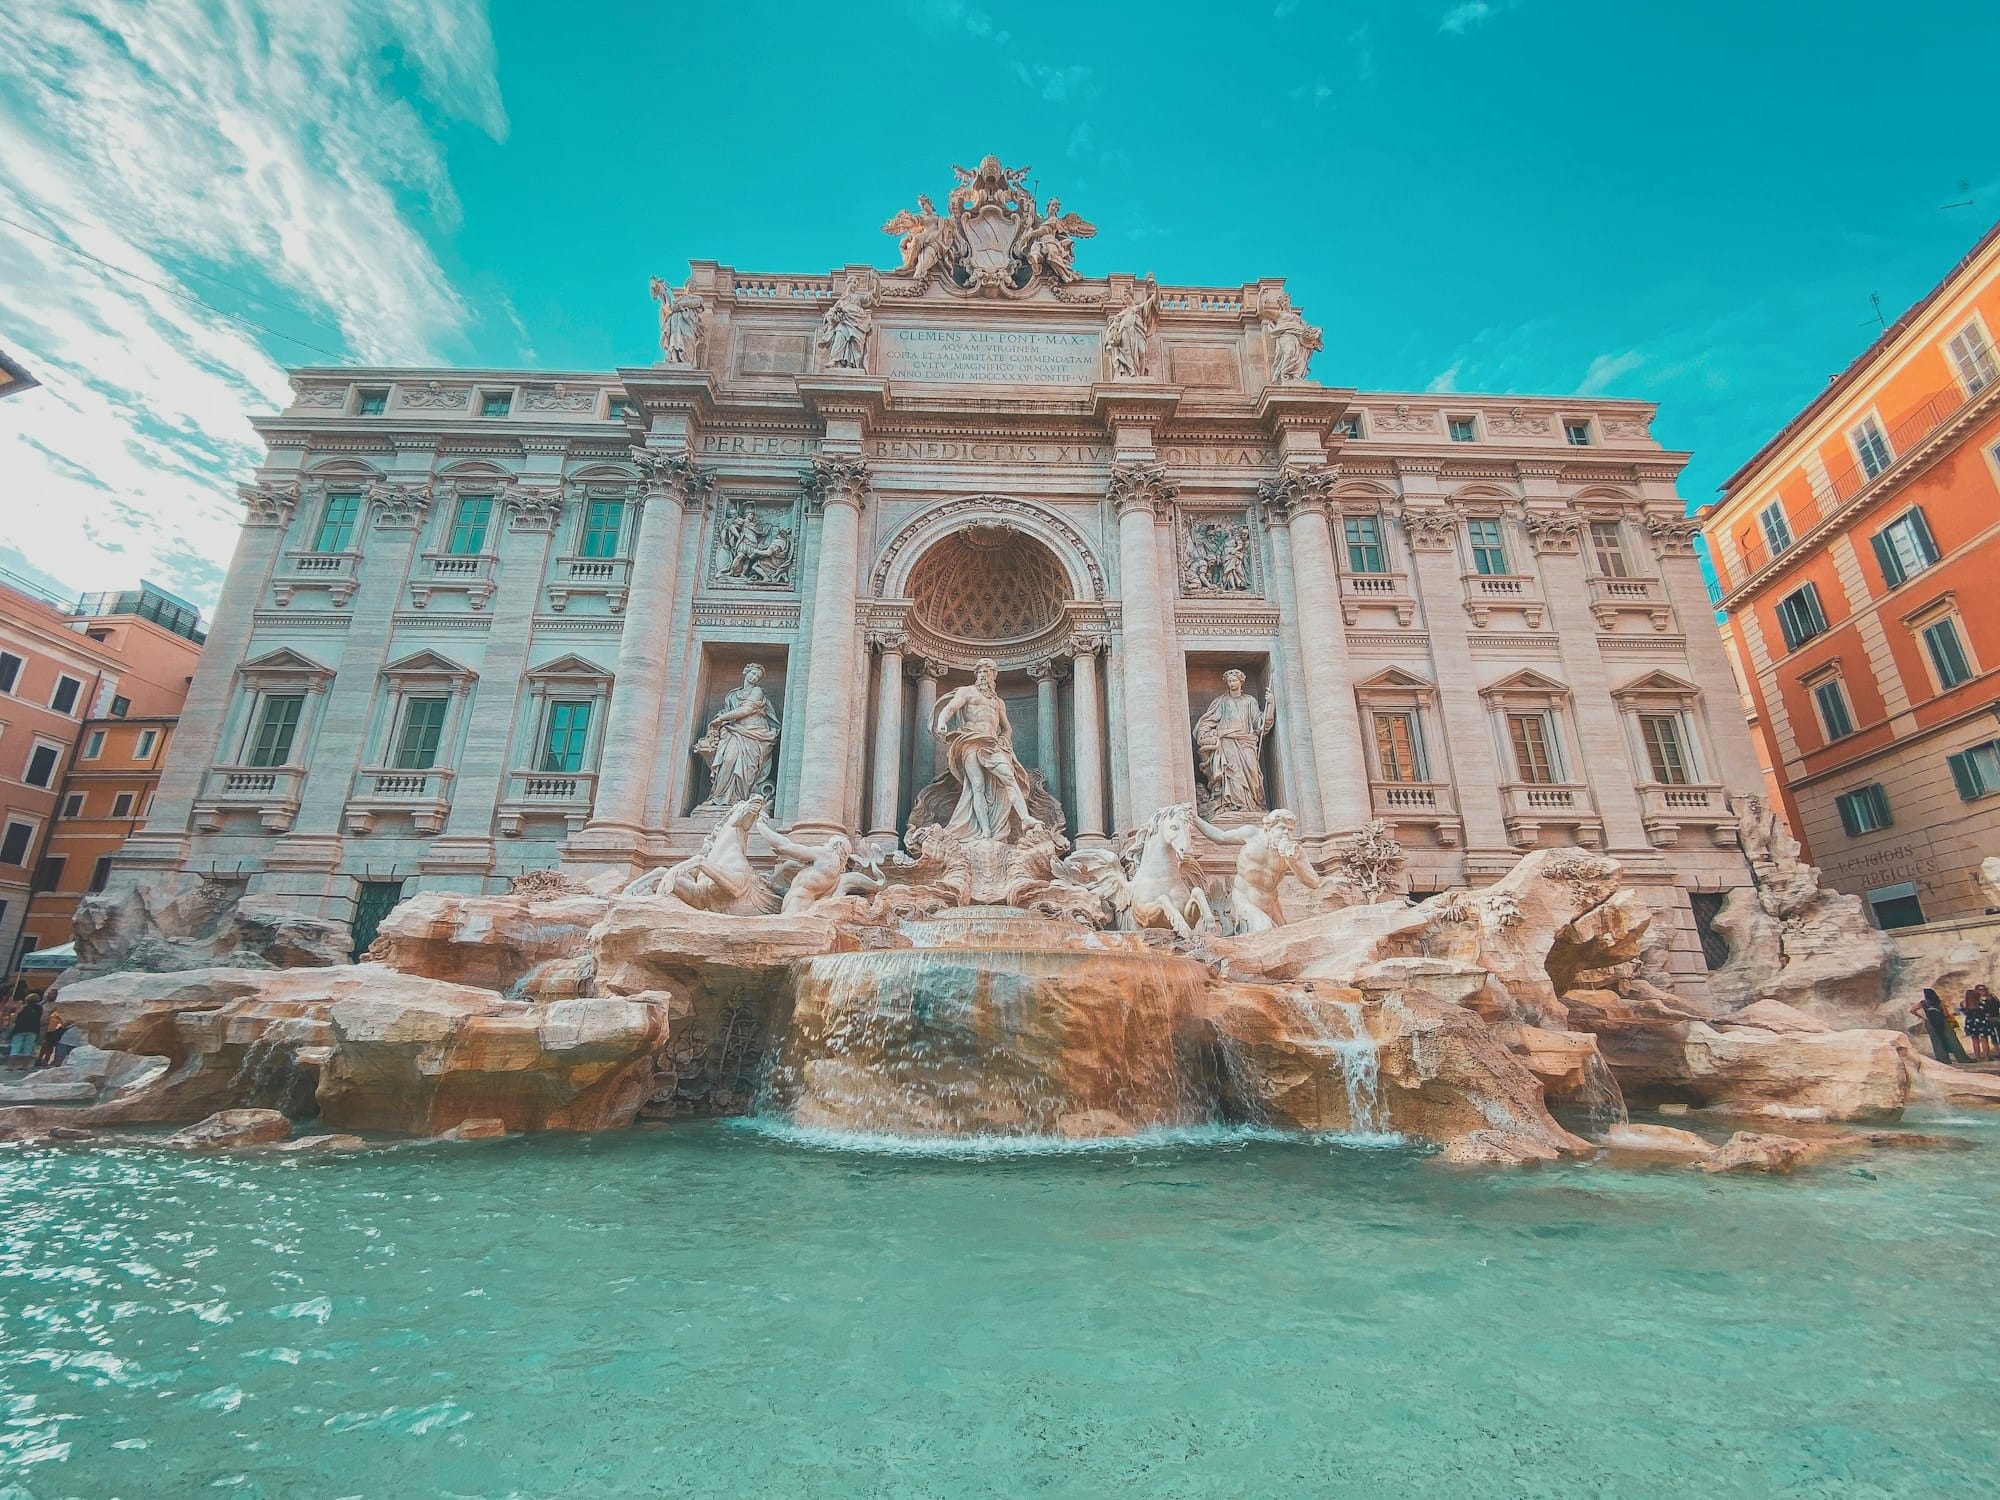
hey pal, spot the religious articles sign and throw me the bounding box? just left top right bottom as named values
left=879, top=326, right=1100, bottom=384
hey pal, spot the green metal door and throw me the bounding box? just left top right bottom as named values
left=350, top=880, right=406, bottom=961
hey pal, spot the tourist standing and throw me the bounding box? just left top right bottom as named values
left=1914, top=987, right=1971, bottom=1064
left=1961, top=985, right=1998, bottom=1063
left=34, top=1006, right=71, bottom=1068
left=7, top=990, right=45, bottom=1070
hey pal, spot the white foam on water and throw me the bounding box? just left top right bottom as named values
left=727, top=1117, right=1401, bottom=1158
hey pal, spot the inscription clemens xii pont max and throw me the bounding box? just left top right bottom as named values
left=880, top=327, right=1100, bottom=384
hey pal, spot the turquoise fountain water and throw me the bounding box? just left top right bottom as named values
left=4, top=1118, right=1997, bottom=1497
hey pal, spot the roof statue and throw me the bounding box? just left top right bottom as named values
left=882, top=155, right=1096, bottom=296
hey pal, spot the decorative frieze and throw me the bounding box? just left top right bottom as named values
left=1175, top=511, right=1258, bottom=596
left=1374, top=404, right=1436, bottom=435
left=522, top=384, right=600, bottom=413
left=710, top=495, right=798, bottom=588
left=401, top=380, right=469, bottom=410
left=1489, top=407, right=1553, bottom=438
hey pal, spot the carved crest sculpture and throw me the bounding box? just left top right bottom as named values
left=882, top=156, right=1096, bottom=296
left=649, top=276, right=704, bottom=366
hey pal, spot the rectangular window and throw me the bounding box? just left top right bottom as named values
left=579, top=499, right=625, bottom=559
left=50, top=675, right=81, bottom=715
left=1335, top=413, right=1364, bottom=440
left=83, top=729, right=105, bottom=760
left=1343, top=516, right=1386, bottom=574
left=136, top=728, right=158, bottom=759
left=1948, top=740, right=2000, bottom=800
left=1373, top=712, right=1425, bottom=783
left=89, top=856, right=113, bottom=893
left=1639, top=715, right=1692, bottom=784
left=446, top=496, right=493, bottom=556
left=1813, top=678, right=1856, bottom=741
left=1851, top=417, right=1892, bottom=480
left=1835, top=783, right=1892, bottom=836
left=540, top=700, right=593, bottom=774
left=111, top=791, right=134, bottom=818
left=1947, top=323, right=1997, bottom=394
left=392, top=696, right=449, bottom=771
left=0, top=652, right=20, bottom=693
left=1564, top=420, right=1592, bottom=446
left=607, top=397, right=637, bottom=420
left=1467, top=519, right=1509, bottom=576
left=355, top=388, right=388, bottom=416
left=1866, top=882, right=1926, bottom=930
left=31, top=856, right=64, bottom=894
left=0, top=821, right=34, bottom=866
left=1448, top=416, right=1477, bottom=443
left=247, top=694, right=304, bottom=768
left=109, top=695, right=129, bottom=718
left=314, top=493, right=361, bottom=553
left=1508, top=712, right=1559, bottom=783
left=1758, top=502, right=1794, bottom=557
left=24, top=743, right=59, bottom=788
left=1922, top=616, right=1973, bottom=690
left=1775, top=584, right=1828, bottom=651
left=1588, top=521, right=1631, bottom=578
left=1870, top=508, right=1940, bottom=587
left=61, top=793, right=84, bottom=819
left=479, top=390, right=513, bottom=417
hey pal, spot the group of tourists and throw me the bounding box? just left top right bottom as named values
left=1913, top=984, right=2000, bottom=1065
left=2, top=981, right=80, bottom=1071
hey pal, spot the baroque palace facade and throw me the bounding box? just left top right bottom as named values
left=113, top=160, right=1763, bottom=988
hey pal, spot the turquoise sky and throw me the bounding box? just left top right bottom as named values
left=2, top=0, right=1996, bottom=607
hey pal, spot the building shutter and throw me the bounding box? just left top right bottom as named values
left=1948, top=749, right=1982, bottom=800
left=1870, top=529, right=1905, bottom=587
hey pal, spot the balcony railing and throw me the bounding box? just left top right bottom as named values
left=1368, top=780, right=1461, bottom=843
left=345, top=766, right=455, bottom=835
left=498, top=768, right=598, bottom=836
left=1498, top=782, right=1603, bottom=849
left=1460, top=572, right=1546, bottom=629
left=546, top=554, right=631, bottom=613
left=1339, top=571, right=1416, bottom=625
left=1586, top=574, right=1673, bottom=631
left=193, top=765, right=305, bottom=832
left=411, top=552, right=498, bottom=610
left=1723, top=383, right=1983, bottom=588
left=1637, top=781, right=1735, bottom=848
left=273, top=550, right=360, bottom=607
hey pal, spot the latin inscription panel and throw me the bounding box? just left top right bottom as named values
left=880, top=326, right=1101, bottom=384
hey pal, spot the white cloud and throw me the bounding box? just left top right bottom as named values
left=1439, top=3, right=1494, bottom=34
left=1065, top=123, right=1096, bottom=159
left=1273, top=0, right=1302, bottom=18
left=1427, top=362, right=1463, bottom=394
left=1015, top=63, right=1098, bottom=106
left=1288, top=76, right=1335, bottom=107
left=0, top=0, right=505, bottom=608
left=1577, top=350, right=1645, bottom=396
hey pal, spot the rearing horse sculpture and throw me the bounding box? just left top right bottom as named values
left=1073, top=803, right=1216, bottom=939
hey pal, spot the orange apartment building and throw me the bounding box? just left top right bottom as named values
left=1704, top=219, right=2000, bottom=928
left=0, top=580, right=204, bottom=985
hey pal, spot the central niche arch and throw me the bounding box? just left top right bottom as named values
left=907, top=525, right=1069, bottom=647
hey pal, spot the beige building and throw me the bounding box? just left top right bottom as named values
left=113, top=160, right=1764, bottom=987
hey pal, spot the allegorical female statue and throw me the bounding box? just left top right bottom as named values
left=1193, top=669, right=1276, bottom=816
left=1259, top=293, right=1322, bottom=384
left=932, top=658, right=1036, bottom=843
left=694, top=662, right=780, bottom=809
left=816, top=272, right=876, bottom=371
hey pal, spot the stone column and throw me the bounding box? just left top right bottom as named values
left=791, top=455, right=871, bottom=837
left=867, top=631, right=907, bottom=840
left=1262, top=466, right=1371, bottom=831
left=1070, top=635, right=1108, bottom=844
left=1110, top=463, right=1178, bottom=820
left=1029, top=656, right=1065, bottom=800
left=121, top=480, right=300, bottom=870
left=569, top=450, right=707, bottom=858
left=912, top=661, right=947, bottom=788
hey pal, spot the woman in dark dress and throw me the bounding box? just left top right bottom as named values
left=1961, top=984, right=1998, bottom=1063
left=1915, top=987, right=1971, bottom=1064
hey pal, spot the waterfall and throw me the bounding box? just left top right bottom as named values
left=1276, top=988, right=1388, bottom=1137
left=228, top=1033, right=317, bottom=1117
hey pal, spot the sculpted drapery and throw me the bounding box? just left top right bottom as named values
left=695, top=663, right=780, bottom=809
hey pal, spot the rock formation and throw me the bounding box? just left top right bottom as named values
left=69, top=871, right=352, bottom=980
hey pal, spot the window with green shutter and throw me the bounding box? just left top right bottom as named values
left=392, top=696, right=449, bottom=770
left=1922, top=616, right=1973, bottom=690
left=1948, top=740, right=2000, bottom=800
left=1467, top=519, right=1509, bottom=576
left=540, top=701, right=592, bottom=773
left=314, top=493, right=361, bottom=553
left=1870, top=508, right=1939, bottom=587
left=1343, top=515, right=1385, bottom=574
left=447, top=497, right=493, bottom=556
left=579, top=500, right=624, bottom=559
left=1812, top=678, right=1855, bottom=741
left=1776, top=585, right=1828, bottom=651
left=248, top=695, right=304, bottom=767
left=1835, top=783, right=1891, bottom=836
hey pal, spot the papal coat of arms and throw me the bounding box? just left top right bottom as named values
left=882, top=156, right=1096, bottom=296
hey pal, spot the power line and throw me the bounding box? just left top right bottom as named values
left=0, top=210, right=356, bottom=363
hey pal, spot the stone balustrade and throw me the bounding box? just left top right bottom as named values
left=192, top=766, right=306, bottom=833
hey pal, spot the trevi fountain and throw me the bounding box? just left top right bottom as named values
left=5, top=161, right=1999, bottom=1497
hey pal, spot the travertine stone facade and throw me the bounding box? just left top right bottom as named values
left=114, top=162, right=1762, bottom=990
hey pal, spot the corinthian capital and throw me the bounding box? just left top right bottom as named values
left=1255, top=463, right=1336, bottom=520
left=365, top=478, right=433, bottom=529
left=1106, top=462, right=1177, bottom=517
left=239, top=481, right=301, bottom=528
left=629, top=445, right=714, bottom=511
left=1645, top=513, right=1702, bottom=556
left=804, top=453, right=871, bottom=512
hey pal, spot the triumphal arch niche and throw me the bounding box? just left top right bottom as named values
left=196, top=151, right=1757, bottom=989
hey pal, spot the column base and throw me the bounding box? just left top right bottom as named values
left=560, top=821, right=663, bottom=880
left=786, top=819, right=860, bottom=843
